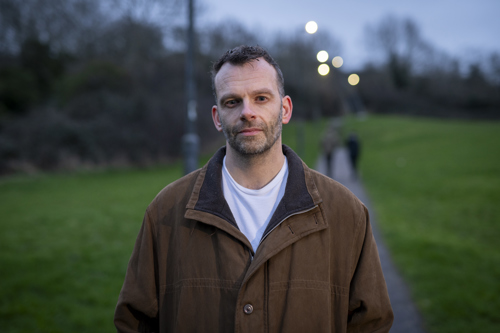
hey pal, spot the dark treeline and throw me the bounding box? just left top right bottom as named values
left=0, top=1, right=499, bottom=174
left=360, top=15, right=500, bottom=119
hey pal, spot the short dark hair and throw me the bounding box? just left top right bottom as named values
left=211, top=45, right=285, bottom=102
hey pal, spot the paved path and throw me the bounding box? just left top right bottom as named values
left=316, top=147, right=426, bottom=333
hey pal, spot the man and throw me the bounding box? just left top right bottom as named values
left=346, top=131, right=361, bottom=179
left=114, top=45, right=393, bottom=332
left=321, top=121, right=341, bottom=178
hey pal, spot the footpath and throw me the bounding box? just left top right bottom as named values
left=316, top=147, right=426, bottom=333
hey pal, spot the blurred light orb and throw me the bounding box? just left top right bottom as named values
left=332, top=56, right=343, bottom=68
left=317, top=50, right=329, bottom=63
left=305, top=21, right=318, bottom=34
left=318, top=64, right=330, bottom=76
left=348, top=74, right=360, bottom=85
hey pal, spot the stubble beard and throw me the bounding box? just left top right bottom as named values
left=220, top=105, right=283, bottom=157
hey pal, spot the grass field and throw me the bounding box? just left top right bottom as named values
left=2, top=115, right=498, bottom=332
left=282, top=118, right=327, bottom=167
left=0, top=165, right=183, bottom=332
left=0, top=119, right=326, bottom=332
left=344, top=114, right=500, bottom=333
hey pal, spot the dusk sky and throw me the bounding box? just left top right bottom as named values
left=198, top=0, right=500, bottom=70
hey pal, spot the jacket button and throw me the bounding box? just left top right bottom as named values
left=243, top=304, right=253, bottom=314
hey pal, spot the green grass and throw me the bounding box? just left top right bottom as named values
left=0, top=120, right=326, bottom=332
left=7, top=115, right=498, bottom=332
left=282, top=118, right=327, bottom=167
left=344, top=114, right=500, bottom=333
left=0, top=165, right=183, bottom=332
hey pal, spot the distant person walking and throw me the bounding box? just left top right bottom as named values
left=346, top=132, right=361, bottom=178
left=321, top=125, right=340, bottom=178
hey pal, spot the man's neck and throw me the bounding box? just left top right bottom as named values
left=224, top=142, right=285, bottom=190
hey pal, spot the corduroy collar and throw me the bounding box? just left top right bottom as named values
left=193, top=145, right=317, bottom=234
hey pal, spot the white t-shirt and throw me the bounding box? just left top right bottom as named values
left=222, top=156, right=289, bottom=252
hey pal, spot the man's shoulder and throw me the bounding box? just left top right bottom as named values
left=305, top=167, right=368, bottom=236
left=148, top=167, right=203, bottom=212
left=146, top=148, right=225, bottom=218
left=306, top=165, right=365, bottom=210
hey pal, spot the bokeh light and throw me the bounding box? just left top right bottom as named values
left=317, top=50, right=329, bottom=63
left=348, top=74, right=360, bottom=85
left=332, top=56, right=343, bottom=68
left=305, top=21, right=318, bottom=34
left=318, top=64, right=330, bottom=76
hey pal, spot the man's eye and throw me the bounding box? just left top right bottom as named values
left=256, top=96, right=268, bottom=102
left=225, top=100, right=238, bottom=107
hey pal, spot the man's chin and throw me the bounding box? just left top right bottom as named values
left=230, top=140, right=269, bottom=156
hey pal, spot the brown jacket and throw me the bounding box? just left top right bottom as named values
left=114, top=145, right=393, bottom=333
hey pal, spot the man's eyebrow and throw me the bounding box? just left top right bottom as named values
left=219, top=93, right=240, bottom=105
left=218, top=89, right=276, bottom=105
left=251, top=88, right=274, bottom=96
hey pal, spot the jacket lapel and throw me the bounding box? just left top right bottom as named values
left=243, top=204, right=328, bottom=282
left=184, top=145, right=326, bottom=259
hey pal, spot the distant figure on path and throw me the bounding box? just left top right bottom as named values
left=346, top=132, right=361, bottom=178
left=321, top=124, right=340, bottom=178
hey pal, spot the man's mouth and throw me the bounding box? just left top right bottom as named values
left=238, top=128, right=263, bottom=136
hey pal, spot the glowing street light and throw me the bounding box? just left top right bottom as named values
left=332, top=56, right=343, bottom=68
left=316, top=50, right=329, bottom=63
left=305, top=21, right=318, bottom=34
left=318, top=64, right=330, bottom=76
left=348, top=74, right=360, bottom=85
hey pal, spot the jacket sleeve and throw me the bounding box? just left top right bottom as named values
left=114, top=208, right=160, bottom=333
left=347, top=206, right=394, bottom=332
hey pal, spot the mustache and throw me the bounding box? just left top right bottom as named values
left=229, top=121, right=267, bottom=135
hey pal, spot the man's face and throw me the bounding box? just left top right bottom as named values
left=211, top=59, right=292, bottom=156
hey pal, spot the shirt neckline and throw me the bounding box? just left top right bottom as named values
left=222, top=156, right=288, bottom=196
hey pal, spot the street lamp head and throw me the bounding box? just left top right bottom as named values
left=305, top=21, right=318, bottom=34
left=318, top=64, right=330, bottom=76
left=317, top=50, right=329, bottom=63
left=348, top=74, right=360, bottom=85
left=332, top=56, right=343, bottom=68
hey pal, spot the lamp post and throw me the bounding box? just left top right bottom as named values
left=293, top=21, right=319, bottom=158
left=321, top=54, right=364, bottom=117
left=182, top=0, right=199, bottom=174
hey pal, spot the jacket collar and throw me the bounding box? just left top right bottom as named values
left=187, top=145, right=322, bottom=233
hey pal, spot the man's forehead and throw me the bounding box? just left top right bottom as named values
left=214, top=58, right=278, bottom=92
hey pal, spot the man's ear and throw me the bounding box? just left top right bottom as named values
left=212, top=105, right=223, bottom=132
left=281, top=95, right=293, bottom=124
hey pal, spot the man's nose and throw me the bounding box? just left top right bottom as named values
left=240, top=101, right=256, bottom=121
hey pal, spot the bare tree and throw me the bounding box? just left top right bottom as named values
left=199, top=20, right=260, bottom=60
left=486, top=52, right=500, bottom=86
left=0, top=0, right=105, bottom=54
left=364, top=15, right=432, bottom=89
